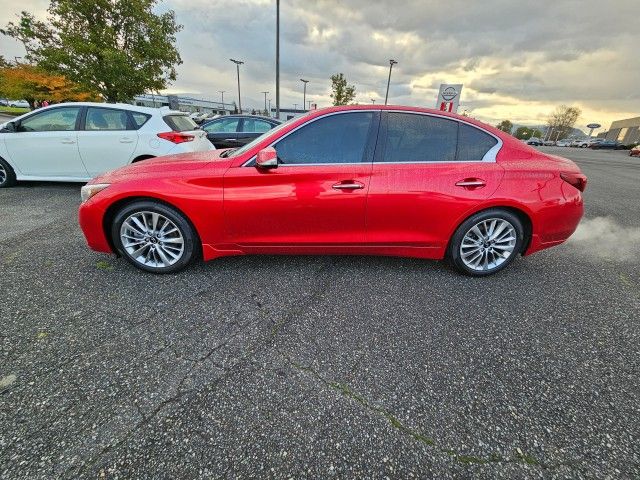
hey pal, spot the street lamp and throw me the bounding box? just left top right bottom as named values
left=276, top=0, right=280, bottom=119
left=229, top=59, right=244, bottom=113
left=300, top=79, right=309, bottom=111
left=307, top=100, right=312, bottom=110
left=218, top=90, right=225, bottom=106
left=293, top=103, right=298, bottom=111
left=268, top=99, right=272, bottom=116
left=261, top=91, right=269, bottom=114
left=371, top=98, right=376, bottom=104
left=384, top=59, right=398, bottom=105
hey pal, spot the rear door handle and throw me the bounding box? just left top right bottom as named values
left=455, top=179, right=486, bottom=188
left=61, top=138, right=76, bottom=144
left=332, top=181, right=364, bottom=190
left=224, top=138, right=237, bottom=142
left=120, top=137, right=134, bottom=144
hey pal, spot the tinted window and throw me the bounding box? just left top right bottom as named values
left=132, top=112, right=151, bottom=128
left=164, top=115, right=197, bottom=132
left=275, top=112, right=373, bottom=165
left=457, top=123, right=498, bottom=161
left=383, top=113, right=457, bottom=162
left=85, top=108, right=129, bottom=131
left=242, top=118, right=273, bottom=133
left=203, top=118, right=240, bottom=133
left=19, top=107, right=80, bottom=132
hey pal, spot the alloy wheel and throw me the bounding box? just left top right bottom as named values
left=119, top=211, right=185, bottom=268
left=0, top=163, right=6, bottom=185
left=459, top=218, right=517, bottom=272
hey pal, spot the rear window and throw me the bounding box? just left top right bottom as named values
left=457, top=123, right=498, bottom=161
left=163, top=114, right=197, bottom=132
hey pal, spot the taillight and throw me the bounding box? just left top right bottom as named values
left=560, top=172, right=587, bottom=192
left=157, top=132, right=195, bottom=144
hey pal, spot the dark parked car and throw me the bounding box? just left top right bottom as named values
left=526, top=137, right=543, bottom=146
left=589, top=140, right=624, bottom=150
left=201, top=115, right=281, bottom=149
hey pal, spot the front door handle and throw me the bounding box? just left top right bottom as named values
left=332, top=181, right=364, bottom=190
left=224, top=138, right=237, bottom=142
left=455, top=178, right=486, bottom=188
left=61, top=139, right=76, bottom=144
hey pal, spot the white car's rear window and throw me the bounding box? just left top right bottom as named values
left=164, top=115, right=198, bottom=132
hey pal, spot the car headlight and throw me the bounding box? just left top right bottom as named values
left=81, top=183, right=110, bottom=203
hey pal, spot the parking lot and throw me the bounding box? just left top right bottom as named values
left=0, top=146, right=638, bottom=478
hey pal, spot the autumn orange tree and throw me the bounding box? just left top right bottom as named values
left=0, top=64, right=99, bottom=107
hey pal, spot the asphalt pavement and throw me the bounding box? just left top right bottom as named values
left=1, top=147, right=638, bottom=478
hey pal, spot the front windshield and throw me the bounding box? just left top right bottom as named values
left=229, top=115, right=303, bottom=157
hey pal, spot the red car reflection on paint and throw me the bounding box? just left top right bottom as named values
left=79, top=105, right=586, bottom=276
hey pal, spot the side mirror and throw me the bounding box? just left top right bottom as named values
left=256, top=147, right=278, bottom=169
left=0, top=121, right=16, bottom=133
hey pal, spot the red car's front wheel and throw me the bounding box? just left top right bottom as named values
left=111, top=201, right=198, bottom=273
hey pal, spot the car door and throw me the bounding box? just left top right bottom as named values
left=76, top=107, right=140, bottom=177
left=223, top=111, right=379, bottom=247
left=3, top=106, right=87, bottom=178
left=202, top=117, right=242, bottom=148
left=366, top=112, right=504, bottom=249
left=236, top=118, right=277, bottom=146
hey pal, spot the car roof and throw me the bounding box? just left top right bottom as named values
left=16, top=102, right=185, bottom=116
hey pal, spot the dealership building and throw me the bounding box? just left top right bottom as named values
left=604, top=116, right=640, bottom=144
left=132, top=94, right=235, bottom=116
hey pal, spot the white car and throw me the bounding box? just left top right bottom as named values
left=0, top=102, right=212, bottom=188
left=8, top=100, right=30, bottom=108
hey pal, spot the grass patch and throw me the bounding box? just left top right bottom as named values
left=0, top=106, right=30, bottom=115
left=96, top=260, right=113, bottom=270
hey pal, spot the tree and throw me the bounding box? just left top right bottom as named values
left=330, top=73, right=356, bottom=106
left=2, top=0, right=183, bottom=102
left=0, top=64, right=100, bottom=107
left=495, top=120, right=513, bottom=134
left=514, top=126, right=543, bottom=140
left=547, top=105, right=581, bottom=140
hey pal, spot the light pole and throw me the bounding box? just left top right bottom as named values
left=268, top=99, right=272, bottom=116
left=293, top=103, right=298, bottom=111
left=384, top=59, right=398, bottom=105
left=229, top=59, right=244, bottom=113
left=371, top=98, right=376, bottom=104
left=218, top=90, right=225, bottom=106
left=276, top=0, right=280, bottom=119
left=300, top=79, right=309, bottom=111
left=307, top=100, right=312, bottom=110
left=261, top=91, right=269, bottom=114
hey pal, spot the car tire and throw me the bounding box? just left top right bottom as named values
left=447, top=209, right=524, bottom=277
left=111, top=200, right=198, bottom=274
left=0, top=157, right=17, bottom=188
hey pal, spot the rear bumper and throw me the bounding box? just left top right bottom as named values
left=524, top=190, right=584, bottom=256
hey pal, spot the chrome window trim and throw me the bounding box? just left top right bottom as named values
left=241, top=109, right=502, bottom=167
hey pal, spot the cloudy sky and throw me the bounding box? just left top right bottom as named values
left=2, top=0, right=639, bottom=131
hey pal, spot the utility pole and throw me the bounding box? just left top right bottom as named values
left=261, top=91, right=269, bottom=114
left=307, top=100, right=312, bottom=110
left=268, top=99, right=272, bottom=116
left=300, top=79, right=309, bottom=111
left=229, top=59, right=244, bottom=113
left=218, top=90, right=225, bottom=106
left=276, top=0, right=280, bottom=119
left=384, top=59, right=398, bottom=105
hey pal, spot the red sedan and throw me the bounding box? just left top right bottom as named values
left=79, top=105, right=586, bottom=276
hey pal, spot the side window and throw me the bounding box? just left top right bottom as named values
left=204, top=118, right=240, bottom=133
left=19, top=107, right=81, bottom=132
left=275, top=112, right=373, bottom=165
left=457, top=123, right=498, bottom=161
left=131, top=112, right=151, bottom=129
left=382, top=113, right=457, bottom=162
left=85, top=108, right=130, bottom=131
left=243, top=119, right=273, bottom=133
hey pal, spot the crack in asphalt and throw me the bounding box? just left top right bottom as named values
left=278, top=352, right=583, bottom=471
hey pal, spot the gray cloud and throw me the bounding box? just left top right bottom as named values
left=2, top=0, right=639, bottom=127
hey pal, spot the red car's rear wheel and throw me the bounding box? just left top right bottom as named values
left=448, top=209, right=524, bottom=276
